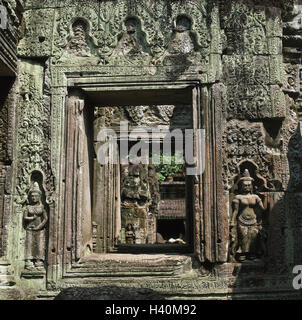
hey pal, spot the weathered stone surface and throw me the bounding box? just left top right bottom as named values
left=54, top=286, right=165, bottom=300
left=0, top=0, right=302, bottom=300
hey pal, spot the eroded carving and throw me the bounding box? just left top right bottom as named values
left=2, top=0, right=301, bottom=299
left=15, top=70, right=55, bottom=206
left=0, top=103, right=8, bottom=162
left=67, top=19, right=91, bottom=57
left=23, top=181, right=48, bottom=270
left=120, top=161, right=161, bottom=244
left=121, top=162, right=151, bottom=206
left=113, top=17, right=150, bottom=57
left=230, top=169, right=267, bottom=262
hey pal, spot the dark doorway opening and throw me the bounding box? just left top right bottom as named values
left=157, top=219, right=186, bottom=241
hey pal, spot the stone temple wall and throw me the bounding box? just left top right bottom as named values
left=0, top=0, right=25, bottom=298
left=0, top=0, right=302, bottom=299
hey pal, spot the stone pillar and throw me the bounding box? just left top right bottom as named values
left=93, top=119, right=121, bottom=253
left=65, top=92, right=93, bottom=260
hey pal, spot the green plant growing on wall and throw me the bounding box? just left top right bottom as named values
left=153, top=152, right=185, bottom=182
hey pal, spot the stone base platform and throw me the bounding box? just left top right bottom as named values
left=45, top=274, right=302, bottom=300
left=35, top=256, right=302, bottom=300
left=64, top=253, right=193, bottom=278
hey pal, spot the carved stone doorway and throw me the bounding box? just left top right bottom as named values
left=64, top=84, right=200, bottom=264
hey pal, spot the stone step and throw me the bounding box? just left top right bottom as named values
left=55, top=285, right=166, bottom=300
left=65, top=253, right=193, bottom=278
left=36, top=291, right=59, bottom=300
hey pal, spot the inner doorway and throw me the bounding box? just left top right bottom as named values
left=66, top=86, right=198, bottom=258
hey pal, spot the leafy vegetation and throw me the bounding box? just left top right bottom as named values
left=152, top=152, right=185, bottom=182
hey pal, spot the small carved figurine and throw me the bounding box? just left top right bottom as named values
left=230, top=169, right=266, bottom=262
left=23, top=182, right=48, bottom=269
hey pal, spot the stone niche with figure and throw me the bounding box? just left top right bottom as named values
left=229, top=164, right=268, bottom=263
left=1, top=0, right=302, bottom=300
left=23, top=179, right=48, bottom=271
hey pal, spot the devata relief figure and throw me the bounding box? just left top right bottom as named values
left=121, top=163, right=151, bottom=206
left=113, top=17, right=149, bottom=57
left=23, top=182, right=48, bottom=269
left=230, top=169, right=266, bottom=262
left=168, top=15, right=196, bottom=55
left=120, top=162, right=152, bottom=244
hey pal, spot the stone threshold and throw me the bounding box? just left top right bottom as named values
left=53, top=274, right=301, bottom=300
left=63, top=253, right=193, bottom=278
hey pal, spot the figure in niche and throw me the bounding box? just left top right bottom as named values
left=230, top=169, right=266, bottom=262
left=113, top=17, right=150, bottom=56
left=167, top=15, right=197, bottom=55
left=23, top=182, right=48, bottom=270
left=125, top=223, right=136, bottom=244
left=67, top=20, right=91, bottom=57
left=120, top=161, right=152, bottom=244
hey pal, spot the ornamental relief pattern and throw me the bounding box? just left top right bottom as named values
left=225, top=85, right=272, bottom=120
left=222, top=96, right=302, bottom=193
left=16, top=0, right=300, bottom=266
left=0, top=104, right=9, bottom=163
left=18, top=8, right=55, bottom=58
left=222, top=120, right=273, bottom=191
left=283, top=64, right=300, bottom=93
left=220, top=2, right=268, bottom=55
left=15, top=72, right=55, bottom=206
left=94, top=104, right=191, bottom=129
left=281, top=106, right=302, bottom=192
left=20, top=0, right=216, bottom=67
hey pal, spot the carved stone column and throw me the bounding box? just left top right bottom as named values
left=93, top=118, right=121, bottom=253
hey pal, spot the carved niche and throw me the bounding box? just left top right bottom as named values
left=47, top=0, right=214, bottom=69
left=120, top=162, right=152, bottom=245
left=229, top=162, right=269, bottom=263
left=23, top=174, right=48, bottom=271
left=167, top=15, right=198, bottom=55
left=113, top=17, right=150, bottom=57
left=66, top=19, right=92, bottom=57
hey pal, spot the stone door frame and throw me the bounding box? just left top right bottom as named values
left=47, top=67, right=227, bottom=287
